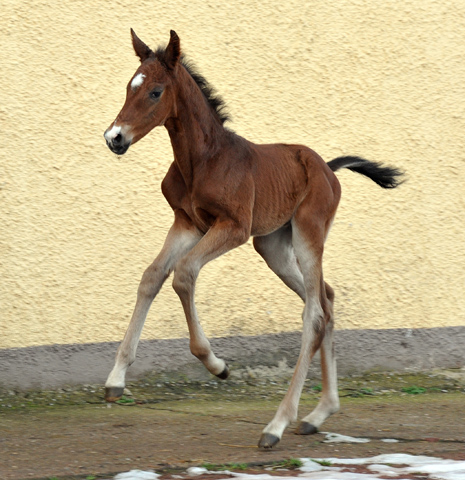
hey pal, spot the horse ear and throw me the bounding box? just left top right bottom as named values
left=131, top=29, right=153, bottom=62
left=163, top=30, right=181, bottom=70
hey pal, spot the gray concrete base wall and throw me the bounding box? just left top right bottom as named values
left=1, top=326, right=464, bottom=390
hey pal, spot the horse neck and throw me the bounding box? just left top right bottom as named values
left=164, top=66, right=227, bottom=184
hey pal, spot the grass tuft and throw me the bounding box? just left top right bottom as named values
left=401, top=386, right=427, bottom=395
left=115, top=396, right=136, bottom=404
left=273, top=458, right=304, bottom=469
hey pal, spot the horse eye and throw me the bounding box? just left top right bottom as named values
left=150, top=89, right=163, bottom=100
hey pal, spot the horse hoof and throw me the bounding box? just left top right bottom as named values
left=258, top=433, right=280, bottom=449
left=216, top=364, right=230, bottom=380
left=105, top=387, right=124, bottom=402
left=295, top=421, right=318, bottom=435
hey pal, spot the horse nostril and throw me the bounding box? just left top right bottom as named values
left=114, top=133, right=123, bottom=145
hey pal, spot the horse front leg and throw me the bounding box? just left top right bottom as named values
left=105, top=213, right=201, bottom=401
left=172, top=218, right=250, bottom=379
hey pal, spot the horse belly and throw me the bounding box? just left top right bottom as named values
left=250, top=145, right=310, bottom=236
left=251, top=188, right=302, bottom=237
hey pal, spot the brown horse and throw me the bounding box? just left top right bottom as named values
left=103, top=30, right=403, bottom=449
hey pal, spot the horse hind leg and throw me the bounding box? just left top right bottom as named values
left=253, top=224, right=305, bottom=301
left=255, top=217, right=339, bottom=448
left=295, top=282, right=340, bottom=435
left=256, top=217, right=326, bottom=447
left=254, top=228, right=340, bottom=428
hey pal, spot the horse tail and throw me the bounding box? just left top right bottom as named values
left=327, top=156, right=404, bottom=189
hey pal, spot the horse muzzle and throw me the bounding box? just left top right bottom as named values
left=104, top=125, right=132, bottom=155
left=106, top=136, right=131, bottom=155
left=103, top=122, right=133, bottom=155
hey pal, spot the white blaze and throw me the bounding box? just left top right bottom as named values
left=131, top=73, right=145, bottom=90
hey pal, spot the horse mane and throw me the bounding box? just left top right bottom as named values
left=154, top=47, right=231, bottom=125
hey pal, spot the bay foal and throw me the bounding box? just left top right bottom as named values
left=104, top=30, right=403, bottom=449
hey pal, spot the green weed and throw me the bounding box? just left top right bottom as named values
left=361, top=387, right=374, bottom=394
left=228, top=463, right=248, bottom=471
left=401, top=386, right=426, bottom=395
left=312, top=459, right=332, bottom=466
left=115, top=396, right=136, bottom=404
left=273, top=458, right=303, bottom=469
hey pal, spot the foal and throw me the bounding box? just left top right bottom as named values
left=104, top=30, right=403, bottom=449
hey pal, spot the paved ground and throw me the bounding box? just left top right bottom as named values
left=0, top=371, right=464, bottom=480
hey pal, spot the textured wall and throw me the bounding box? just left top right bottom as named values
left=1, top=0, right=464, bottom=350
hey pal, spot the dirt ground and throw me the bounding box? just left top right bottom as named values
left=1, top=371, right=464, bottom=480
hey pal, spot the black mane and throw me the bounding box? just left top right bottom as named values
left=154, top=47, right=231, bottom=125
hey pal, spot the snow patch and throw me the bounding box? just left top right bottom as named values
left=303, top=455, right=465, bottom=480
left=298, top=460, right=325, bottom=472
left=322, top=432, right=370, bottom=443
left=299, top=472, right=382, bottom=480
left=187, top=467, right=209, bottom=476
left=114, top=470, right=159, bottom=480
left=112, top=455, right=465, bottom=480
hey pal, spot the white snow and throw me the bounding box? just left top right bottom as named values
left=114, top=470, right=160, bottom=480
left=186, top=467, right=209, bottom=476
left=322, top=432, right=370, bottom=443
left=298, top=460, right=326, bottom=472
left=301, top=455, right=465, bottom=480
left=111, top=454, right=465, bottom=480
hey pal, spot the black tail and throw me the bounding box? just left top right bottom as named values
left=327, top=156, right=404, bottom=189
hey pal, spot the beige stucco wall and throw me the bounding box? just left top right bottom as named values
left=1, top=0, right=464, bottom=350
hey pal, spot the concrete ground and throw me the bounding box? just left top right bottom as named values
left=0, top=370, right=464, bottom=480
